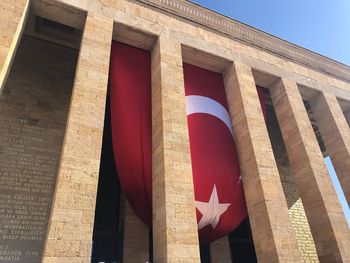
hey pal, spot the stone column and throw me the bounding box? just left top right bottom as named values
left=42, top=14, right=113, bottom=262
left=151, top=35, right=200, bottom=263
left=223, top=62, right=301, bottom=263
left=123, top=200, right=149, bottom=263
left=210, top=237, right=231, bottom=263
left=270, top=78, right=350, bottom=262
left=0, top=0, right=29, bottom=94
left=310, top=92, right=350, bottom=205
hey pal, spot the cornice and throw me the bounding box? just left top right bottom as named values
left=136, top=0, right=350, bottom=83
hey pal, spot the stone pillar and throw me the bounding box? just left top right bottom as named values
left=0, top=0, right=29, bottom=94
left=223, top=62, right=301, bottom=263
left=42, top=14, right=113, bottom=262
left=151, top=35, right=200, bottom=263
left=123, top=200, right=149, bottom=263
left=310, top=92, right=350, bottom=205
left=270, top=78, right=350, bottom=262
left=210, top=237, right=231, bottom=263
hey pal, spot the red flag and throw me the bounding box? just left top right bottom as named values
left=109, top=42, right=152, bottom=226
left=109, top=42, right=267, bottom=243
left=184, top=63, right=247, bottom=243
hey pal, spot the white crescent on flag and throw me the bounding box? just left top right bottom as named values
left=185, top=95, right=233, bottom=136
left=185, top=95, right=236, bottom=230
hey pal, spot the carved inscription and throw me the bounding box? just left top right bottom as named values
left=0, top=116, right=61, bottom=262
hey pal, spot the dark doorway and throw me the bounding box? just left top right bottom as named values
left=200, top=244, right=211, bottom=262
left=91, top=93, right=123, bottom=263
left=199, top=218, right=257, bottom=262
left=229, top=219, right=257, bottom=263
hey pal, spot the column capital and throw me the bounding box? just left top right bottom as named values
left=87, top=0, right=124, bottom=19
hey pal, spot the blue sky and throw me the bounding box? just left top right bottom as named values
left=325, top=157, right=350, bottom=227
left=190, top=0, right=350, bottom=226
left=191, top=0, right=350, bottom=65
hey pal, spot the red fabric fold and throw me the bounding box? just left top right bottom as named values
left=109, top=42, right=267, bottom=243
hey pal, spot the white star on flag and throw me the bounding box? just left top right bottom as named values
left=195, top=185, right=231, bottom=229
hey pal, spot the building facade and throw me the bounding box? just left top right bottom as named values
left=0, top=0, right=349, bottom=262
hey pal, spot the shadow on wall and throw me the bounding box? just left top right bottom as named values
left=0, top=35, right=78, bottom=262
left=265, top=104, right=300, bottom=209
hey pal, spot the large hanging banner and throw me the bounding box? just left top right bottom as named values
left=184, top=63, right=246, bottom=243
left=109, top=42, right=267, bottom=243
left=109, top=42, right=152, bottom=226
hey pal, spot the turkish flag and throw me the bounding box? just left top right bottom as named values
left=109, top=42, right=152, bottom=226
left=184, top=64, right=247, bottom=243
left=109, top=42, right=267, bottom=243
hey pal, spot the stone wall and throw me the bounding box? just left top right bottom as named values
left=266, top=104, right=319, bottom=263
left=0, top=0, right=29, bottom=93
left=0, top=35, right=339, bottom=263
left=41, top=15, right=113, bottom=263
left=0, top=0, right=349, bottom=259
left=0, top=36, right=77, bottom=262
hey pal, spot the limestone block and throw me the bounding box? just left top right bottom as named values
left=0, top=0, right=29, bottom=94
left=270, top=78, right=350, bottom=262
left=42, top=14, right=113, bottom=262
left=151, top=35, right=200, bottom=263
left=266, top=105, right=319, bottom=263
left=210, top=236, right=231, bottom=263
left=123, top=200, right=149, bottom=263
left=223, top=62, right=302, bottom=263
left=88, top=0, right=124, bottom=19
left=310, top=92, right=350, bottom=205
